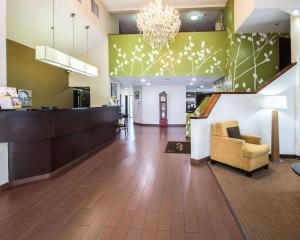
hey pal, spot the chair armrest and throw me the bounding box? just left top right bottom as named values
left=211, top=136, right=245, bottom=161
left=241, top=134, right=261, bottom=145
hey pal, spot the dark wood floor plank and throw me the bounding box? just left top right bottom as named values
left=0, top=124, right=243, bottom=240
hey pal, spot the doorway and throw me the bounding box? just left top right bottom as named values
left=73, top=87, right=90, bottom=108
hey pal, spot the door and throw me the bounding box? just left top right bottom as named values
left=73, top=88, right=90, bottom=108
left=125, top=95, right=129, bottom=115
left=279, top=37, right=291, bottom=71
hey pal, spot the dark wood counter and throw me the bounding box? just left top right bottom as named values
left=0, top=107, right=119, bottom=182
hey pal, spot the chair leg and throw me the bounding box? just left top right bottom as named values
left=246, top=171, right=253, bottom=177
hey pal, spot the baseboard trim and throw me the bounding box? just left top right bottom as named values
left=11, top=174, right=50, bottom=187
left=0, top=182, right=12, bottom=192
left=268, top=154, right=300, bottom=160
left=134, top=122, right=186, bottom=127
left=191, top=157, right=210, bottom=165
left=2, top=138, right=116, bottom=191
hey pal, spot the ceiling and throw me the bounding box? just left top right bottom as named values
left=7, top=0, right=105, bottom=57
left=113, top=76, right=222, bottom=91
left=237, top=8, right=290, bottom=33
left=101, top=0, right=228, bottom=13
left=118, top=9, right=221, bottom=34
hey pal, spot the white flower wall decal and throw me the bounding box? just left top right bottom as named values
left=226, top=29, right=280, bottom=92
left=110, top=36, right=225, bottom=77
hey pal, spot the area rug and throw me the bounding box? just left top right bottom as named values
left=209, top=160, right=300, bottom=240
left=165, top=141, right=191, bottom=154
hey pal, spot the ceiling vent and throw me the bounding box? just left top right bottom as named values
left=91, top=0, right=99, bottom=18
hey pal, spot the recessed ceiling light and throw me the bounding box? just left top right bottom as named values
left=146, top=82, right=151, bottom=86
left=192, top=78, right=196, bottom=82
left=190, top=14, right=200, bottom=21
left=141, top=78, right=146, bottom=82
left=190, top=82, right=194, bottom=86
left=293, top=8, right=300, bottom=16
left=200, top=85, right=204, bottom=89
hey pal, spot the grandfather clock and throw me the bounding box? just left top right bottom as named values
left=159, top=91, right=168, bottom=126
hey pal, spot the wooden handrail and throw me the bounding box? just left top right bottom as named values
left=191, top=62, right=297, bottom=120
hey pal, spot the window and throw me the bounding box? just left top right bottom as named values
left=91, top=0, right=99, bottom=18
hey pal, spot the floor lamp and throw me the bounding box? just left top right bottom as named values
left=263, top=96, right=287, bottom=162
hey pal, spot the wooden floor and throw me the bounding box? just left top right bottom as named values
left=0, top=124, right=243, bottom=240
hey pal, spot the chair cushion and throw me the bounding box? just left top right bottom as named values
left=212, top=121, right=239, bottom=137
left=227, top=127, right=242, bottom=139
left=243, top=143, right=270, bottom=159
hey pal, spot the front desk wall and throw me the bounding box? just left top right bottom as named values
left=0, top=107, right=119, bottom=181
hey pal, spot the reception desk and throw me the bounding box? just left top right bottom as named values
left=0, top=107, right=119, bottom=182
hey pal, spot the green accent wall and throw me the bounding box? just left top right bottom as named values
left=7, top=40, right=73, bottom=108
left=223, top=0, right=282, bottom=92
left=109, top=0, right=284, bottom=93
left=109, top=32, right=227, bottom=77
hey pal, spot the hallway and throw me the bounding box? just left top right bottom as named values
left=0, top=125, right=243, bottom=240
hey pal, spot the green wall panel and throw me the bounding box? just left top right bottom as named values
left=223, top=0, right=281, bottom=92
left=109, top=32, right=227, bottom=77
left=109, top=0, right=286, bottom=93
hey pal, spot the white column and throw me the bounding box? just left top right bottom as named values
left=291, top=16, right=300, bottom=156
left=0, top=0, right=6, bottom=87
left=0, top=0, right=8, bottom=185
left=0, top=143, right=8, bottom=185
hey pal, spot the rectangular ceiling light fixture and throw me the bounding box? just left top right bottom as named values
left=35, top=45, right=98, bottom=77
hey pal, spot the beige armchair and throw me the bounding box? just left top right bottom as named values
left=210, top=121, right=270, bottom=177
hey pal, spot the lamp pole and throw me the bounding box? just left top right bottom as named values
left=271, top=109, right=280, bottom=162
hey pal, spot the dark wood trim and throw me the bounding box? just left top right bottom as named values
left=190, top=94, right=221, bottom=119
left=214, top=63, right=297, bottom=95
left=191, top=157, right=210, bottom=165
left=11, top=174, right=50, bottom=187
left=0, top=182, right=12, bottom=192
left=256, top=62, right=297, bottom=92
left=190, top=62, right=297, bottom=120
left=134, top=123, right=186, bottom=127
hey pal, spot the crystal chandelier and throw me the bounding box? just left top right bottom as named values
left=137, top=0, right=181, bottom=49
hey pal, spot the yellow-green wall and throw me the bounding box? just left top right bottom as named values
left=7, top=40, right=73, bottom=108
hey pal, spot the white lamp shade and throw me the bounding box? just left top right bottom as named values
left=263, top=95, right=287, bottom=109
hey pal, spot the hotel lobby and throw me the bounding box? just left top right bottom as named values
left=1, top=0, right=300, bottom=239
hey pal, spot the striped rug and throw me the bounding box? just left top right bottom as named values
left=210, top=160, right=300, bottom=240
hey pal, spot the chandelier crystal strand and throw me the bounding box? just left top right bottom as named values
left=137, top=0, right=181, bottom=50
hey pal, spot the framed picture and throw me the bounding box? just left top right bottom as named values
left=18, top=89, right=32, bottom=107
left=0, top=96, right=13, bottom=109
left=135, top=91, right=140, bottom=99
left=0, top=87, right=22, bottom=109
left=111, top=83, right=118, bottom=97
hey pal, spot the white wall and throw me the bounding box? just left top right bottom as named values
left=133, top=85, right=186, bottom=125
left=234, top=0, right=255, bottom=32
left=133, top=86, right=143, bottom=123
left=69, top=39, right=112, bottom=107
left=68, top=0, right=118, bottom=107
left=0, top=0, right=6, bottom=87
left=68, top=0, right=118, bottom=36
left=191, top=66, right=297, bottom=160
left=291, top=16, right=300, bottom=155
left=0, top=0, right=9, bottom=186
left=119, top=87, right=133, bottom=115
